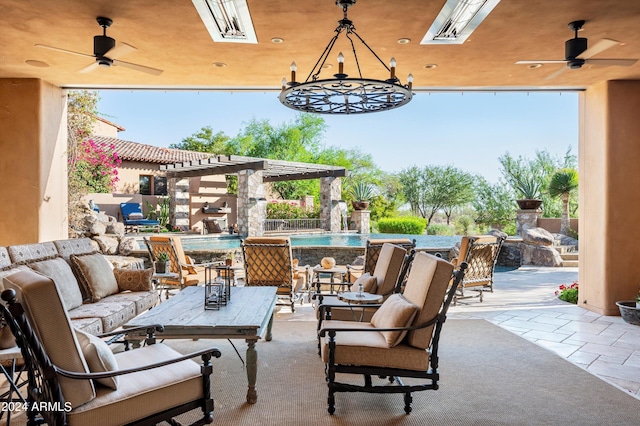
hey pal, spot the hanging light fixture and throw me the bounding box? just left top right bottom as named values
left=279, top=0, right=414, bottom=115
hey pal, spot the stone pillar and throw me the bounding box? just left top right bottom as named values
left=170, top=178, right=190, bottom=231
left=350, top=210, right=370, bottom=234
left=320, top=177, right=342, bottom=233
left=516, top=209, right=542, bottom=236
left=237, top=170, right=266, bottom=237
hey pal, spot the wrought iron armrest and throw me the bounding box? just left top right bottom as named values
left=54, top=346, right=222, bottom=380
left=319, top=314, right=442, bottom=337
left=345, top=264, right=364, bottom=271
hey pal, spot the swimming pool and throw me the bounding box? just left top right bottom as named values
left=179, top=234, right=461, bottom=250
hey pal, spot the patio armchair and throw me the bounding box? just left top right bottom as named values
left=346, top=238, right=416, bottom=283
left=120, top=202, right=160, bottom=234
left=318, top=252, right=467, bottom=415
left=0, top=269, right=221, bottom=425
left=450, top=234, right=505, bottom=305
left=316, top=243, right=412, bottom=324
left=145, top=236, right=217, bottom=297
left=241, top=237, right=309, bottom=312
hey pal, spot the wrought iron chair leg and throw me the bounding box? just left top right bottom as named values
left=328, top=390, right=336, bottom=415
left=404, top=392, right=413, bottom=414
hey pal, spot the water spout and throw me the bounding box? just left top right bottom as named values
left=338, top=200, right=348, bottom=231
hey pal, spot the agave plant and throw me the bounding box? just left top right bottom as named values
left=512, top=175, right=542, bottom=200
left=350, top=182, right=374, bottom=202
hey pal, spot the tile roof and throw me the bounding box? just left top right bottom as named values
left=92, top=136, right=213, bottom=164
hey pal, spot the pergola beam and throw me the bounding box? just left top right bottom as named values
left=263, top=169, right=347, bottom=182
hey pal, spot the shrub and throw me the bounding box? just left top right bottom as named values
left=454, top=215, right=475, bottom=235
left=426, top=223, right=454, bottom=236
left=377, top=217, right=426, bottom=234
left=555, top=280, right=578, bottom=304
left=266, top=201, right=320, bottom=219
left=502, top=222, right=517, bottom=236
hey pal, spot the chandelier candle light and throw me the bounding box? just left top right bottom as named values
left=279, top=0, right=414, bottom=114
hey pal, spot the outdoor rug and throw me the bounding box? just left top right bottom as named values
left=168, top=319, right=639, bottom=426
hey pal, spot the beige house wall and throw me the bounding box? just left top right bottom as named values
left=579, top=80, right=640, bottom=315
left=536, top=218, right=578, bottom=234
left=0, top=78, right=67, bottom=245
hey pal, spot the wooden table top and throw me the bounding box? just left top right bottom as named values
left=124, top=286, right=277, bottom=340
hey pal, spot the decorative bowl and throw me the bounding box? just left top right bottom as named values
left=616, top=301, right=640, bottom=326
left=321, top=257, right=336, bottom=269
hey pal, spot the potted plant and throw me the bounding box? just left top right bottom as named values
left=350, top=182, right=373, bottom=210
left=615, top=288, right=640, bottom=326
left=512, top=175, right=543, bottom=210
left=154, top=251, right=170, bottom=274
left=225, top=251, right=235, bottom=266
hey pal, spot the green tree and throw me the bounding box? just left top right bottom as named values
left=472, top=177, right=516, bottom=229
left=548, top=168, right=578, bottom=235
left=398, top=165, right=452, bottom=225
left=170, top=126, right=232, bottom=154
left=439, top=166, right=476, bottom=225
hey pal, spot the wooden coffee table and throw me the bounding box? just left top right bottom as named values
left=123, top=285, right=277, bottom=404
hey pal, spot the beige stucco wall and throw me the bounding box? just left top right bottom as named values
left=0, top=79, right=67, bottom=245
left=579, top=80, right=640, bottom=315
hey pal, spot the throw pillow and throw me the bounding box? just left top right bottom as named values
left=113, top=268, right=153, bottom=292
left=353, top=272, right=378, bottom=294
left=127, top=212, right=144, bottom=220
left=370, top=294, right=419, bottom=347
left=74, top=329, right=118, bottom=389
left=28, top=257, right=84, bottom=310
left=70, top=254, right=118, bottom=302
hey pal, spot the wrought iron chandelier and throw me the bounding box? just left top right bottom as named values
left=279, top=0, right=413, bottom=115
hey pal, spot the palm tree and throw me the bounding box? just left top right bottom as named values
left=548, top=168, right=578, bottom=236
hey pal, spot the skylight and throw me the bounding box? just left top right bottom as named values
left=192, top=0, right=258, bottom=44
left=421, top=0, right=500, bottom=45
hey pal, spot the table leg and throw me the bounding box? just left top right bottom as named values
left=246, top=339, right=258, bottom=404
left=265, top=312, right=274, bottom=342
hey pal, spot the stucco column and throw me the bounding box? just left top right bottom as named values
left=237, top=170, right=266, bottom=237
left=579, top=80, right=640, bottom=315
left=0, top=79, right=68, bottom=244
left=320, top=177, right=342, bottom=233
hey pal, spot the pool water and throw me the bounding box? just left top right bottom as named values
left=180, top=234, right=461, bottom=250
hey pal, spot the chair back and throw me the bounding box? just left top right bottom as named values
left=241, top=237, right=294, bottom=288
left=364, top=238, right=416, bottom=275
left=457, top=235, right=505, bottom=286
left=2, top=270, right=95, bottom=412
left=402, top=252, right=455, bottom=349
left=119, top=202, right=143, bottom=219
left=371, top=243, right=408, bottom=296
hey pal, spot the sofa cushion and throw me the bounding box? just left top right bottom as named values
left=71, top=317, right=103, bottom=335
left=75, top=329, right=119, bottom=390
left=28, top=257, right=84, bottom=310
left=71, top=254, right=119, bottom=302
left=8, top=242, right=58, bottom=264
left=370, top=294, right=418, bottom=347
left=53, top=238, right=99, bottom=262
left=68, top=300, right=137, bottom=333
left=102, top=292, right=158, bottom=316
left=0, top=247, right=12, bottom=270
left=113, top=268, right=153, bottom=292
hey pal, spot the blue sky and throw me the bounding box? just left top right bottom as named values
left=97, top=90, right=578, bottom=184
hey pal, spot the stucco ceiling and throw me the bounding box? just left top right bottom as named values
left=1, top=0, right=640, bottom=91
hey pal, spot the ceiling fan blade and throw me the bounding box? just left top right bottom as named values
left=113, top=59, right=164, bottom=76
left=584, top=58, right=638, bottom=66
left=579, top=38, right=620, bottom=59
left=78, top=62, right=100, bottom=73
left=516, top=60, right=567, bottom=64
left=544, top=66, right=569, bottom=81
left=104, top=42, right=137, bottom=60
left=35, top=44, right=94, bottom=58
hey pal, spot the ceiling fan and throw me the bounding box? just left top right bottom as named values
left=515, top=20, right=637, bottom=79
left=35, top=17, right=163, bottom=76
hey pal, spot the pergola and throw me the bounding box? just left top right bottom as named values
left=160, top=155, right=348, bottom=236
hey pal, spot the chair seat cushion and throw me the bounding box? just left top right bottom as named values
left=320, top=320, right=430, bottom=371
left=67, top=344, right=203, bottom=425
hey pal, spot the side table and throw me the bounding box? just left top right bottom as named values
left=152, top=272, right=180, bottom=301
left=337, top=291, right=383, bottom=321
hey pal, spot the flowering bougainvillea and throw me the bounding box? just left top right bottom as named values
left=71, top=139, right=121, bottom=193
left=555, top=280, right=578, bottom=304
